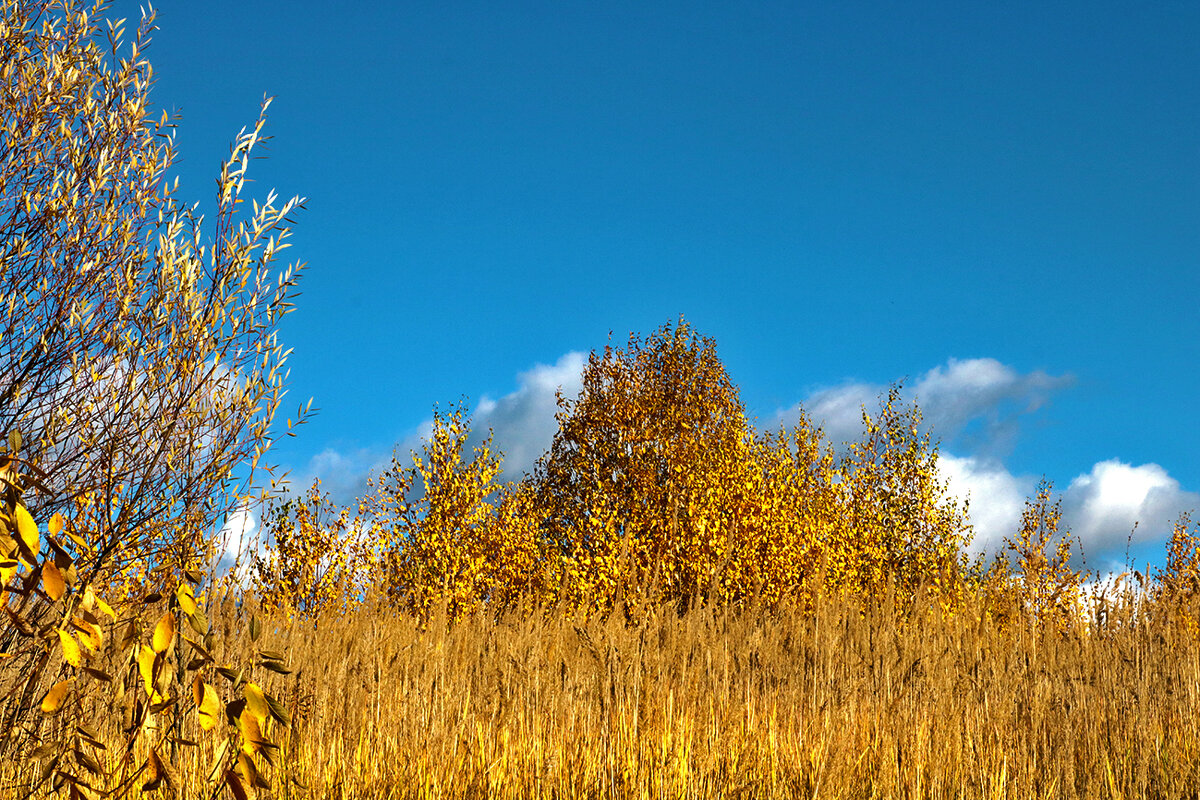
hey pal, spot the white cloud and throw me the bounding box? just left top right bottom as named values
left=780, top=357, right=1073, bottom=455
left=937, top=454, right=1032, bottom=553
left=1063, top=459, right=1200, bottom=555
left=469, top=351, right=586, bottom=480
left=937, top=454, right=1199, bottom=562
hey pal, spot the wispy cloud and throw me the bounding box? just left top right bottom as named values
left=780, top=357, right=1077, bottom=553
left=469, top=351, right=586, bottom=480
left=291, top=445, right=388, bottom=507
left=288, top=351, right=588, bottom=509
left=781, top=357, right=1074, bottom=456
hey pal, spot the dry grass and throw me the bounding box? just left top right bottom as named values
left=234, top=589, right=1200, bottom=800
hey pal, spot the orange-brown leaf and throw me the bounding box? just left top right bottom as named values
left=42, top=560, right=65, bottom=601
left=142, top=749, right=163, bottom=791
left=225, top=768, right=249, bottom=800
left=41, top=680, right=70, bottom=713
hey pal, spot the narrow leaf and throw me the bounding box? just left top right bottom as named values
left=81, top=666, right=112, bottom=682
left=225, top=768, right=249, bottom=800
left=138, top=645, right=158, bottom=695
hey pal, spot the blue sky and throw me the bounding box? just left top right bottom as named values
left=115, top=1, right=1198, bottom=572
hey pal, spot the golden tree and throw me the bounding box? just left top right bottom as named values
left=254, top=479, right=376, bottom=618
left=0, top=0, right=306, bottom=789
left=835, top=386, right=972, bottom=603
left=0, top=0, right=305, bottom=590
left=522, top=319, right=974, bottom=613
left=1153, top=512, right=1200, bottom=633
left=479, top=477, right=556, bottom=609
left=731, top=414, right=843, bottom=607
left=369, top=405, right=505, bottom=619
left=1001, top=479, right=1086, bottom=628
left=532, top=318, right=764, bottom=610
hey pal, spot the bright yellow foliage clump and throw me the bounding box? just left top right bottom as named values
left=259, top=318, right=980, bottom=620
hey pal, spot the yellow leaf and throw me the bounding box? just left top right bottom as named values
left=138, top=644, right=158, bottom=695
left=42, top=560, right=65, bottom=601
left=41, top=680, right=70, bottom=713
left=198, top=682, right=222, bottom=731
left=57, top=629, right=80, bottom=667
left=175, top=583, right=197, bottom=616
left=243, top=682, right=269, bottom=724
left=152, top=612, right=175, bottom=653
left=72, top=617, right=102, bottom=651
left=14, top=504, right=38, bottom=564
left=238, top=708, right=264, bottom=754
left=96, top=596, right=116, bottom=619
left=48, top=513, right=63, bottom=536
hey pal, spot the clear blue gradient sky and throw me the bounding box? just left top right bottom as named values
left=115, top=1, right=1198, bottom=571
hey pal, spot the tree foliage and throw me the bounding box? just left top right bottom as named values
left=0, top=1, right=305, bottom=794
left=0, top=0, right=305, bottom=594
left=260, top=319, right=978, bottom=620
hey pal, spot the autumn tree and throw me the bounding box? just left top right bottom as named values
left=530, top=319, right=971, bottom=612
left=1153, top=512, right=1200, bottom=633
left=254, top=480, right=376, bottom=618
left=1000, top=480, right=1086, bottom=628
left=368, top=405, right=506, bottom=619
left=835, top=386, right=972, bottom=602
left=0, top=0, right=306, bottom=780
left=0, top=1, right=305, bottom=594
left=532, top=318, right=765, bottom=609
